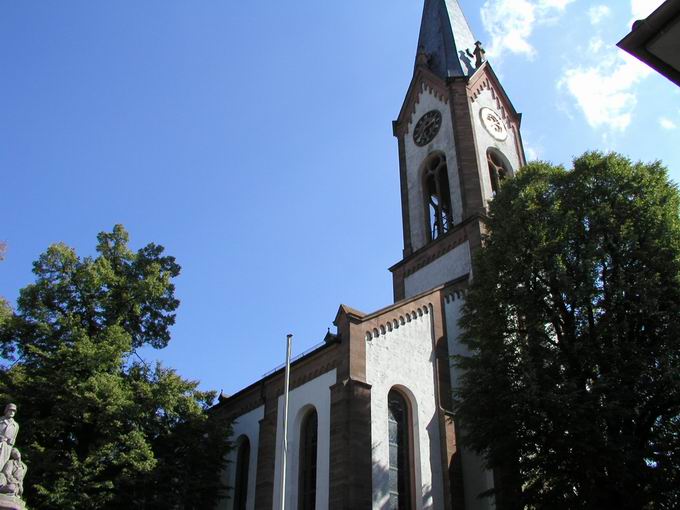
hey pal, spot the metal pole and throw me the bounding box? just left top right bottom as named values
left=280, top=334, right=293, bottom=510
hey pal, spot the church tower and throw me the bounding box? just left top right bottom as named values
left=390, top=0, right=526, bottom=301
left=389, top=2, right=527, bottom=508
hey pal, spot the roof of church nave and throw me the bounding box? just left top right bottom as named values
left=416, top=0, right=478, bottom=79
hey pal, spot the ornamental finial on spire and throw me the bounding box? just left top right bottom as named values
left=466, top=41, right=487, bottom=69
left=415, top=0, right=478, bottom=79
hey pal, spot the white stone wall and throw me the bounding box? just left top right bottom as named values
left=272, top=369, right=336, bottom=510
left=403, top=241, right=471, bottom=299
left=365, top=305, right=445, bottom=510
left=445, top=296, right=495, bottom=510
left=217, top=405, right=264, bottom=510
left=469, top=85, right=523, bottom=204
left=404, top=87, right=464, bottom=252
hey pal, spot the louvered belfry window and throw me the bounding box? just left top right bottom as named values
left=424, top=154, right=452, bottom=241
left=487, top=149, right=509, bottom=196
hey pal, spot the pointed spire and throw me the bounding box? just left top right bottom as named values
left=415, top=0, right=478, bottom=79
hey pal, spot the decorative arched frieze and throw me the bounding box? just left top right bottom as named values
left=395, top=70, right=450, bottom=138
left=422, top=82, right=448, bottom=104
left=365, top=304, right=432, bottom=341
left=469, top=77, right=513, bottom=131
left=404, top=83, right=449, bottom=136
left=444, top=289, right=466, bottom=303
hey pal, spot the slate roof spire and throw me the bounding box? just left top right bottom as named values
left=415, top=0, right=478, bottom=79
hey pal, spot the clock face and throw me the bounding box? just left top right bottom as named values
left=413, top=110, right=442, bottom=147
left=480, top=107, right=508, bottom=141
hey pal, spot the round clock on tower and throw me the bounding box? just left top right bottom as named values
left=413, top=110, right=442, bottom=146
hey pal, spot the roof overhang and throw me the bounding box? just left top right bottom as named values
left=617, top=0, right=680, bottom=87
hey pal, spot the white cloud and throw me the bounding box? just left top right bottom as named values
left=525, top=145, right=540, bottom=160
left=659, top=117, right=677, bottom=130
left=556, top=1, right=668, bottom=135
left=480, top=0, right=575, bottom=60
left=631, top=0, right=665, bottom=20
left=588, top=5, right=611, bottom=25
left=588, top=37, right=604, bottom=53
left=558, top=53, right=651, bottom=132
left=540, top=0, right=572, bottom=7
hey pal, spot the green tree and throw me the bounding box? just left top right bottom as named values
left=0, top=225, right=231, bottom=509
left=454, top=153, right=680, bottom=510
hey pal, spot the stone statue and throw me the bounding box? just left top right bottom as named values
left=0, top=450, right=26, bottom=498
left=466, top=41, right=487, bottom=68
left=0, top=405, right=18, bottom=472
left=0, top=405, right=24, bottom=510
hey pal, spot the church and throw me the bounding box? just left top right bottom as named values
left=213, top=1, right=526, bottom=508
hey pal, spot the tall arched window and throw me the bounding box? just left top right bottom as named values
left=388, top=390, right=412, bottom=510
left=298, top=409, right=318, bottom=510
left=234, top=437, right=250, bottom=510
left=487, top=149, right=511, bottom=196
left=423, top=154, right=453, bottom=241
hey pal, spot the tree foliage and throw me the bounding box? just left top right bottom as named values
left=0, top=225, right=231, bottom=509
left=454, top=153, right=680, bottom=509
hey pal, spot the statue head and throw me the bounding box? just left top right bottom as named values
left=4, top=403, right=16, bottom=419
left=10, top=449, right=20, bottom=461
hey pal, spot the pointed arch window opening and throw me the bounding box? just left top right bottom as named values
left=234, top=437, right=250, bottom=510
left=424, top=154, right=453, bottom=241
left=298, top=409, right=318, bottom=510
left=487, top=149, right=510, bottom=197
left=388, top=390, right=413, bottom=510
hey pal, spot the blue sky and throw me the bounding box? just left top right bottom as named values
left=1, top=0, right=677, bottom=395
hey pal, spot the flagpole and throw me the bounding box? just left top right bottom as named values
left=280, top=333, right=293, bottom=510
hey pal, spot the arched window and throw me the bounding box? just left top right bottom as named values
left=298, top=409, right=318, bottom=510
left=388, top=390, right=412, bottom=510
left=487, top=149, right=512, bottom=196
left=234, top=437, right=250, bottom=510
left=423, top=154, right=452, bottom=241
